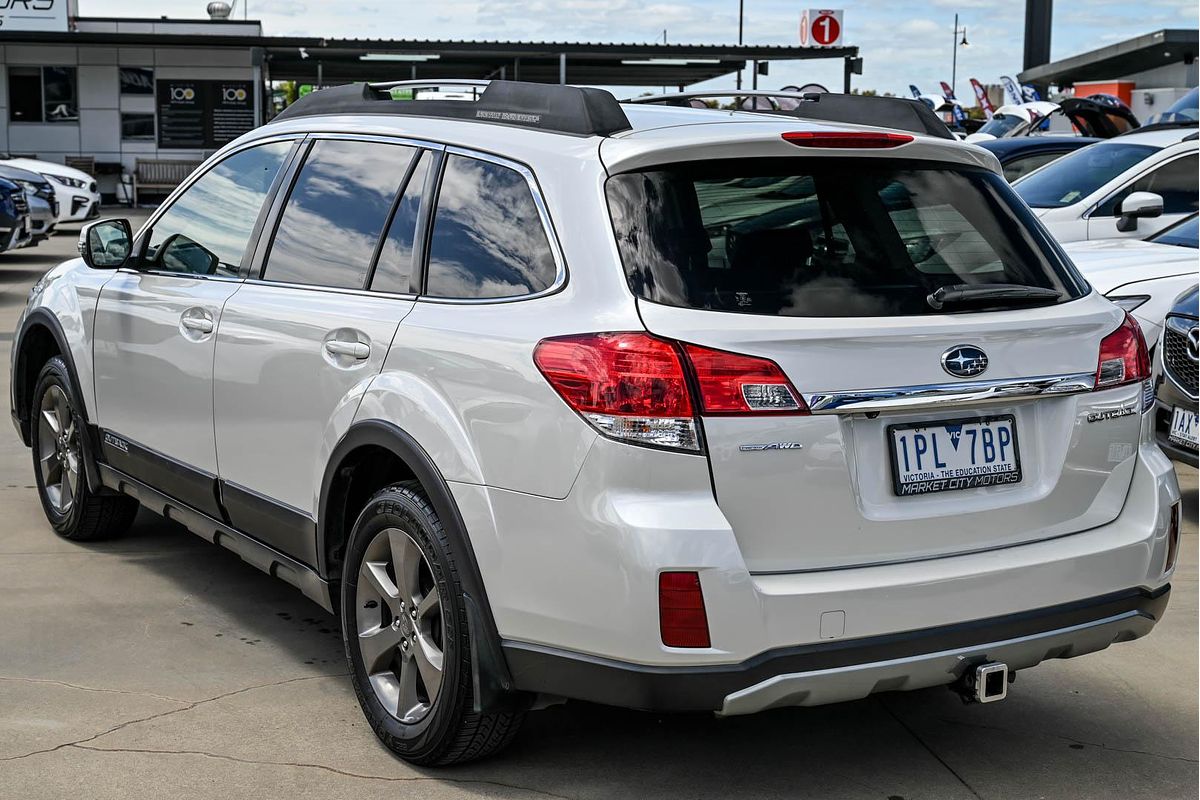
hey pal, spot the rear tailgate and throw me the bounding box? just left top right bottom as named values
left=603, top=122, right=1145, bottom=573
left=638, top=297, right=1140, bottom=572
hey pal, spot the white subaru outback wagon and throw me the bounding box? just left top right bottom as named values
left=9, top=81, right=1181, bottom=765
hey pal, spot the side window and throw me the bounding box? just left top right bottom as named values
left=1002, top=151, right=1065, bottom=183
left=370, top=152, right=430, bottom=295
left=263, top=139, right=416, bottom=289
left=144, top=141, right=292, bottom=276
left=1097, top=154, right=1200, bottom=216
left=425, top=154, right=557, bottom=299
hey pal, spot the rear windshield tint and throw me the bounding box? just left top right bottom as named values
left=606, top=157, right=1086, bottom=318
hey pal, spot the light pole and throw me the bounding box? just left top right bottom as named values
left=736, top=0, right=744, bottom=91
left=950, top=14, right=969, bottom=97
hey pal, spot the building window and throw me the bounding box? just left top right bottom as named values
left=120, top=67, right=154, bottom=95
left=121, top=113, right=155, bottom=141
left=8, top=66, right=78, bottom=123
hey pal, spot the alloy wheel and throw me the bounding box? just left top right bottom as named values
left=37, top=385, right=80, bottom=515
left=355, top=527, right=445, bottom=723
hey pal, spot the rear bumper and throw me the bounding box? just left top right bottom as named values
left=456, top=423, right=1179, bottom=713
left=505, top=585, right=1169, bottom=713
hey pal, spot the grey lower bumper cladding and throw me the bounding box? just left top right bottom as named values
left=502, top=586, right=1169, bottom=713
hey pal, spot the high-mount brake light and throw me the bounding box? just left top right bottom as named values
left=782, top=131, right=915, bottom=148
left=684, top=343, right=808, bottom=415
left=533, top=333, right=699, bottom=451
left=1095, top=312, right=1150, bottom=390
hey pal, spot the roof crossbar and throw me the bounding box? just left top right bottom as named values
left=628, top=90, right=955, bottom=140
left=273, top=79, right=632, bottom=137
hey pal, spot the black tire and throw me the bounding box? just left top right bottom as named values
left=29, top=357, right=139, bottom=541
left=341, top=481, right=524, bottom=765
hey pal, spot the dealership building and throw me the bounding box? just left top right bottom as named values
left=0, top=3, right=858, bottom=203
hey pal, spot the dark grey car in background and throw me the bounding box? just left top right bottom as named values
left=1155, top=284, right=1199, bottom=467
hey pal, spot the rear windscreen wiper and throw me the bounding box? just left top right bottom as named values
left=927, top=283, right=1063, bottom=310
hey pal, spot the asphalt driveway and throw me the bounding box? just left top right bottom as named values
left=1, top=218, right=1195, bottom=799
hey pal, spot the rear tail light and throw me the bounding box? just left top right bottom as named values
left=534, top=333, right=809, bottom=451
left=684, top=343, right=807, bottom=415
left=1095, top=312, right=1150, bottom=390
left=1165, top=502, right=1181, bottom=574
left=782, top=131, right=914, bottom=148
left=659, top=571, right=710, bottom=648
left=533, top=332, right=698, bottom=451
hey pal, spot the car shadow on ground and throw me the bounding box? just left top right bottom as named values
left=105, top=499, right=1197, bottom=800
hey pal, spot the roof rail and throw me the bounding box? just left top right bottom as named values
left=272, top=79, right=632, bottom=137
left=628, top=90, right=955, bottom=140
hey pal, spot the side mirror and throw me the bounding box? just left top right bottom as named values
left=1116, top=191, right=1164, bottom=232
left=78, top=219, right=133, bottom=269
left=157, top=233, right=220, bottom=276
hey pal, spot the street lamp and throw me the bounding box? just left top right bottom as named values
left=950, top=13, right=969, bottom=97
left=736, top=0, right=745, bottom=91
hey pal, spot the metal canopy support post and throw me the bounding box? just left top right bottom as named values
left=736, top=0, right=745, bottom=90
left=843, top=56, right=862, bottom=93
left=752, top=60, right=758, bottom=90
left=559, top=53, right=566, bottom=84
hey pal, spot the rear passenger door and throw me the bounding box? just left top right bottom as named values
left=212, top=136, right=434, bottom=565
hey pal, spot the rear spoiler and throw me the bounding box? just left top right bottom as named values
left=627, top=91, right=955, bottom=140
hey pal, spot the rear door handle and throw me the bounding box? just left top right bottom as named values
left=324, top=340, right=370, bottom=360
left=181, top=317, right=214, bottom=334
left=180, top=309, right=214, bottom=336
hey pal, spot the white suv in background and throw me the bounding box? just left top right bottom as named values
left=0, top=155, right=101, bottom=222
left=1012, top=125, right=1198, bottom=243
left=9, top=82, right=1181, bottom=765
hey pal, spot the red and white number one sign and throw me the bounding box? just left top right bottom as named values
left=800, top=9, right=844, bottom=47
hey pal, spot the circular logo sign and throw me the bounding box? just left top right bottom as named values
left=811, top=13, right=841, bottom=46
left=941, top=345, right=989, bottom=378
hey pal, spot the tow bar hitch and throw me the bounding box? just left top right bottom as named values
left=954, top=661, right=1010, bottom=704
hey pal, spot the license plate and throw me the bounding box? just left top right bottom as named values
left=888, top=415, right=1021, bottom=496
left=1169, top=406, right=1199, bottom=450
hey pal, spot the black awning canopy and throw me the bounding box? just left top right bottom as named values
left=0, top=29, right=858, bottom=88
left=261, top=38, right=859, bottom=88
left=1019, top=29, right=1197, bottom=87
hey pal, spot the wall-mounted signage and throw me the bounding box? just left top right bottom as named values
left=800, top=9, right=844, bottom=48
left=156, top=79, right=255, bottom=149
left=0, top=0, right=71, bottom=32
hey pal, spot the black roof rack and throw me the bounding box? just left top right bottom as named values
left=628, top=90, right=955, bottom=140
left=272, top=79, right=632, bottom=137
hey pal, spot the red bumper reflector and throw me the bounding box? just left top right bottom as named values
left=1165, top=502, right=1181, bottom=574
left=782, top=131, right=915, bottom=148
left=659, top=571, right=711, bottom=648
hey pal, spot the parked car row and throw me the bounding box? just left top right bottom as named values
left=8, top=83, right=1186, bottom=765
left=0, top=154, right=101, bottom=255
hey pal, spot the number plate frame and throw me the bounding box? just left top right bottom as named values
left=1168, top=406, right=1199, bottom=450
left=886, top=414, right=1022, bottom=497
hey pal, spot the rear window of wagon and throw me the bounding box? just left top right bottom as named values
left=605, top=157, right=1088, bottom=318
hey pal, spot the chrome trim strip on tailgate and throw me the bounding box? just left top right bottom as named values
left=806, top=372, right=1096, bottom=414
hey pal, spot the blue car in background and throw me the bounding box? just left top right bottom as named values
left=0, top=177, right=31, bottom=253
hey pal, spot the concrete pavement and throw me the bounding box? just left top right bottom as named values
left=0, top=219, right=1196, bottom=799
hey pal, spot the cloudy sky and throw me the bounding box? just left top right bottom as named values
left=83, top=1, right=1197, bottom=97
